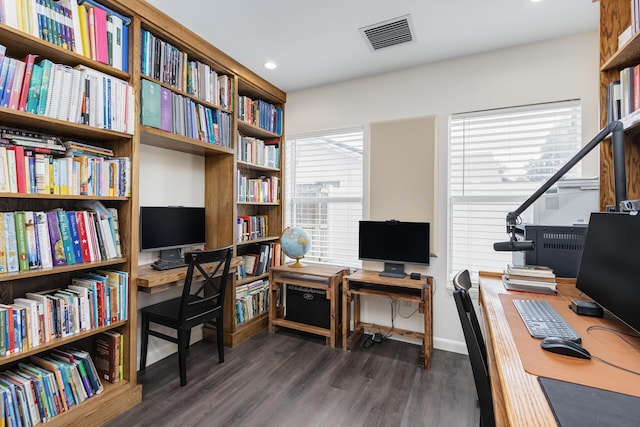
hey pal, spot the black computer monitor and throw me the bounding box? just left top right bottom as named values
left=358, top=220, right=430, bottom=278
left=139, top=206, right=206, bottom=262
left=576, top=212, right=640, bottom=333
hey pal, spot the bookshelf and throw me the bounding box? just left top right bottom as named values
left=0, top=0, right=285, bottom=421
left=224, top=76, right=285, bottom=347
left=127, top=1, right=286, bottom=349
left=0, top=0, right=141, bottom=425
left=599, top=0, right=640, bottom=209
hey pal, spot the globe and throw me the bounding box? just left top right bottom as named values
left=280, top=227, right=311, bottom=268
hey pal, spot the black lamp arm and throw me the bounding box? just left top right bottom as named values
left=504, top=120, right=626, bottom=235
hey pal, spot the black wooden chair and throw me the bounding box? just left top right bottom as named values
left=140, top=246, right=233, bottom=386
left=452, top=269, right=495, bottom=427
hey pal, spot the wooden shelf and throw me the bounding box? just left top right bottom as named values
left=236, top=236, right=280, bottom=246
left=139, top=125, right=234, bottom=156
left=602, top=29, right=640, bottom=71
left=0, top=107, right=133, bottom=142
left=238, top=120, right=281, bottom=139
left=236, top=160, right=280, bottom=173
left=0, top=192, right=129, bottom=201
left=0, top=258, right=128, bottom=283
left=0, top=320, right=127, bottom=365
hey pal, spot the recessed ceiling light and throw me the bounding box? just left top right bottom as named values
left=530, top=0, right=543, bottom=2
left=264, top=61, right=277, bottom=70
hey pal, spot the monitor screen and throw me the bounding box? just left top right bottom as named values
left=359, top=220, right=430, bottom=277
left=576, top=212, right=640, bottom=334
left=139, top=206, right=206, bottom=252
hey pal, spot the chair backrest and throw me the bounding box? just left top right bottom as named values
left=453, top=269, right=486, bottom=361
left=452, top=269, right=495, bottom=427
left=179, top=246, right=233, bottom=328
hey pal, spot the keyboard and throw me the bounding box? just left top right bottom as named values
left=151, top=260, right=188, bottom=271
left=513, top=299, right=581, bottom=343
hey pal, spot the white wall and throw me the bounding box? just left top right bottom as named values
left=137, top=144, right=205, bottom=367
left=285, top=32, right=599, bottom=353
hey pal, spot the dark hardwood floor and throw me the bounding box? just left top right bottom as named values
left=106, top=330, right=479, bottom=427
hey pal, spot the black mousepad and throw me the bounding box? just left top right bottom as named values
left=538, top=376, right=640, bottom=427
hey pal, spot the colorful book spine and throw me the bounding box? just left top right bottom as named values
left=3, top=212, right=19, bottom=273
left=55, top=210, right=75, bottom=265
left=65, top=211, right=83, bottom=263
left=35, top=211, right=53, bottom=269
left=14, top=212, right=29, bottom=271
left=24, top=211, right=41, bottom=270
left=46, top=210, right=66, bottom=267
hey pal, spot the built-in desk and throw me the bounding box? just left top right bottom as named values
left=479, top=271, right=640, bottom=426
left=136, top=257, right=243, bottom=293
left=342, top=269, right=433, bottom=369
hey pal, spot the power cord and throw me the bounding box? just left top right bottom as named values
left=586, top=325, right=640, bottom=376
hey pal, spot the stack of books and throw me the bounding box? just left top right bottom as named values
left=502, top=264, right=557, bottom=295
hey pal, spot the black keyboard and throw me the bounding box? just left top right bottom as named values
left=513, top=299, right=581, bottom=343
left=151, top=260, right=188, bottom=271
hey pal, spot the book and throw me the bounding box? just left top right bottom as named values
left=0, top=146, right=9, bottom=193
left=3, top=212, right=19, bottom=273
left=24, top=211, right=41, bottom=270
left=17, top=54, right=38, bottom=111
left=35, top=211, right=53, bottom=269
left=242, top=254, right=258, bottom=276
left=160, top=86, right=172, bottom=132
left=505, top=264, right=555, bottom=279
left=36, top=59, right=53, bottom=116
left=14, top=211, right=30, bottom=271
left=46, top=210, right=66, bottom=266
left=140, top=79, right=160, bottom=128
left=93, top=331, right=119, bottom=383
left=56, top=209, right=76, bottom=265
left=502, top=275, right=557, bottom=295
left=66, top=211, right=84, bottom=263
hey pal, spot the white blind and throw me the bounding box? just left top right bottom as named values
left=285, top=128, right=363, bottom=268
left=449, top=100, right=582, bottom=278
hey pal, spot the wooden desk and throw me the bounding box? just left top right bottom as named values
left=479, top=271, right=592, bottom=426
left=136, top=257, right=243, bottom=293
left=269, top=264, right=349, bottom=348
left=342, top=270, right=433, bottom=369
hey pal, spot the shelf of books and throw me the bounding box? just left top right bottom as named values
left=221, top=76, right=285, bottom=347
left=0, top=0, right=141, bottom=425
left=138, top=25, right=234, bottom=152
left=599, top=0, right=640, bottom=208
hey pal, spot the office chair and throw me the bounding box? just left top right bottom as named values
left=452, top=269, right=495, bottom=427
left=140, top=246, right=233, bottom=386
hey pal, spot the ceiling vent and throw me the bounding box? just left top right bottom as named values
left=360, top=15, right=415, bottom=51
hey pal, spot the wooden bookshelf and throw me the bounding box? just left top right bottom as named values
left=598, top=0, right=640, bottom=209
left=0, top=0, right=142, bottom=425
left=0, top=0, right=285, bottom=422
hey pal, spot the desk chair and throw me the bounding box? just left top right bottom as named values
left=453, top=269, right=495, bottom=427
left=140, top=246, right=233, bottom=386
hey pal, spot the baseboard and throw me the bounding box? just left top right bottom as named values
left=433, top=337, right=468, bottom=355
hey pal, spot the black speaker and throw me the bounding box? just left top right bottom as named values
left=285, top=285, right=339, bottom=329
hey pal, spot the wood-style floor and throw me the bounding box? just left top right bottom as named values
left=106, top=330, right=479, bottom=427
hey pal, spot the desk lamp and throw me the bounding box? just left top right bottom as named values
left=494, top=120, right=627, bottom=252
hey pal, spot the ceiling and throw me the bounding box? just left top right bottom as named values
left=145, top=0, right=599, bottom=93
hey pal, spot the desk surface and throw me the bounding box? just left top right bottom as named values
left=136, top=257, right=243, bottom=293
left=479, top=271, right=576, bottom=427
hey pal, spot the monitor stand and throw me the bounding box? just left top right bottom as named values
left=159, top=248, right=182, bottom=263
left=379, top=262, right=406, bottom=278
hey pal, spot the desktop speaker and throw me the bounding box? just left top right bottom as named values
left=285, top=285, right=341, bottom=329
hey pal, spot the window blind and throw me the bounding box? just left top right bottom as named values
left=285, top=128, right=364, bottom=268
left=449, top=100, right=582, bottom=279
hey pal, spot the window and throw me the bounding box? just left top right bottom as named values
left=449, top=100, right=582, bottom=279
left=285, top=128, right=363, bottom=268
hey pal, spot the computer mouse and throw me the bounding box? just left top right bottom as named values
left=540, top=337, right=591, bottom=359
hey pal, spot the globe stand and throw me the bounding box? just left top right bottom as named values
left=289, top=257, right=306, bottom=268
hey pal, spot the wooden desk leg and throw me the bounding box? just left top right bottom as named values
left=422, top=282, right=433, bottom=369
left=342, top=280, right=349, bottom=350
left=268, top=281, right=278, bottom=333
left=329, top=277, right=336, bottom=348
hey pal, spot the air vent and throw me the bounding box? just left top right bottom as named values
left=360, top=15, right=415, bottom=51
